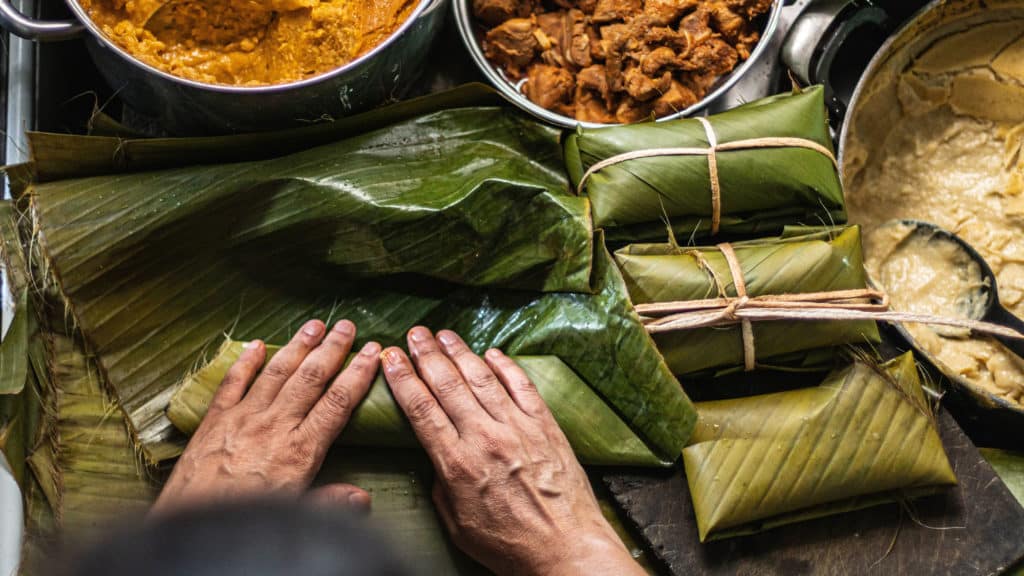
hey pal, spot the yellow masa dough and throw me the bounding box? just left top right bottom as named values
left=79, top=0, right=417, bottom=86
left=847, top=20, right=1024, bottom=405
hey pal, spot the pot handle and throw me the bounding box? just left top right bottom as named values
left=782, top=0, right=890, bottom=119
left=0, top=0, right=83, bottom=41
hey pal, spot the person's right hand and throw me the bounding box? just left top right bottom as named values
left=381, top=327, right=644, bottom=576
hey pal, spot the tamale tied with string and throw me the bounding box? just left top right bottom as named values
left=615, top=226, right=881, bottom=376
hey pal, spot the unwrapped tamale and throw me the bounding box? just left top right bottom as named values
left=615, top=226, right=881, bottom=375
left=683, top=352, right=957, bottom=541
left=564, top=85, right=845, bottom=242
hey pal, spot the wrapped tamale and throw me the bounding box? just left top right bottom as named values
left=13, top=102, right=694, bottom=466
left=683, top=352, right=957, bottom=541
left=615, top=226, right=881, bottom=375
left=168, top=343, right=665, bottom=466
left=564, top=85, right=845, bottom=242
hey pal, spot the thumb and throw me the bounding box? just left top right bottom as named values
left=306, top=483, right=372, bottom=514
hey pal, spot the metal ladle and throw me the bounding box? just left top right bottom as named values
left=900, top=220, right=1024, bottom=356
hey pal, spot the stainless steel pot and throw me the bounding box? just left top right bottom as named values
left=453, top=0, right=785, bottom=129
left=0, top=0, right=448, bottom=134
left=784, top=0, right=1024, bottom=444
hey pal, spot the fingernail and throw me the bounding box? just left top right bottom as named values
left=408, top=326, right=430, bottom=342
left=302, top=320, right=323, bottom=337
left=437, top=331, right=457, bottom=347
left=485, top=349, right=502, bottom=360
left=382, top=349, right=401, bottom=365
left=348, top=492, right=370, bottom=514
left=360, top=341, right=381, bottom=357
left=333, top=320, right=355, bottom=336
left=243, top=340, right=260, bottom=350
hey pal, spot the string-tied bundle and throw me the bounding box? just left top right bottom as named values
left=575, top=117, right=839, bottom=234
left=638, top=243, right=1024, bottom=371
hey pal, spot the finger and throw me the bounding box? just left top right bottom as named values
left=407, top=327, right=487, bottom=428
left=275, top=320, right=357, bottom=420
left=300, top=341, right=381, bottom=442
left=431, top=481, right=459, bottom=540
left=436, top=330, right=515, bottom=422
left=208, top=340, right=265, bottom=415
left=306, top=483, right=371, bottom=515
left=243, top=320, right=326, bottom=408
left=381, top=346, right=459, bottom=452
left=484, top=349, right=551, bottom=418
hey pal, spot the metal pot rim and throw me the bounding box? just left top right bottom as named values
left=63, top=0, right=438, bottom=93
left=840, top=0, right=1024, bottom=417
left=452, top=0, right=784, bottom=129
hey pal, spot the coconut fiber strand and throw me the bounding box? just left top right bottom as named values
left=16, top=103, right=695, bottom=466
left=615, top=226, right=881, bottom=376
left=683, top=352, right=957, bottom=541
left=563, top=85, right=845, bottom=243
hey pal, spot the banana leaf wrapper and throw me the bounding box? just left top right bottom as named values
left=564, top=85, right=845, bottom=243
left=17, top=103, right=694, bottom=466
left=167, top=342, right=664, bottom=466
left=683, top=352, right=957, bottom=541
left=615, top=226, right=881, bottom=376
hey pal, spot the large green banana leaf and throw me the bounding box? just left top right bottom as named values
left=615, top=226, right=880, bottom=376
left=167, top=341, right=664, bottom=467
left=16, top=104, right=695, bottom=466
left=683, top=352, right=957, bottom=541
left=563, top=86, right=845, bottom=243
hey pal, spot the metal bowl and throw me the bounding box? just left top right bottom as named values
left=825, top=0, right=1024, bottom=445
left=452, top=0, right=784, bottom=129
left=0, top=0, right=449, bottom=134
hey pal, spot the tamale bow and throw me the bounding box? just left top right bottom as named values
left=564, top=85, right=846, bottom=243
left=615, top=226, right=882, bottom=376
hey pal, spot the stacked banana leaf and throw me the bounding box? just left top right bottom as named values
left=570, top=85, right=957, bottom=538
left=0, top=82, right=958, bottom=566
left=0, top=87, right=689, bottom=572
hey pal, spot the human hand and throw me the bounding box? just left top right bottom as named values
left=381, top=327, right=644, bottom=576
left=152, top=319, right=381, bottom=516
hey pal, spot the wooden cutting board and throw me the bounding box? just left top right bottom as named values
left=603, top=411, right=1024, bottom=575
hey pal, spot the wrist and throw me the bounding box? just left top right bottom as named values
left=531, top=525, right=642, bottom=576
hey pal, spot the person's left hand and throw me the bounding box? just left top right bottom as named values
left=151, top=319, right=381, bottom=517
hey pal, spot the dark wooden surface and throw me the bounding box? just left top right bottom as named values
left=603, top=411, right=1024, bottom=576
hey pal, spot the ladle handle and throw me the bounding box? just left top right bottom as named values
left=988, top=305, right=1024, bottom=359
left=0, top=0, right=83, bottom=41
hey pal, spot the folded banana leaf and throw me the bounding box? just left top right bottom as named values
left=564, top=85, right=845, bottom=243
left=167, top=342, right=664, bottom=467
left=615, top=226, right=881, bottom=376
left=14, top=103, right=694, bottom=466
left=683, top=352, right=957, bottom=541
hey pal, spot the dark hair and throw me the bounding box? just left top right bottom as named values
left=63, top=499, right=410, bottom=576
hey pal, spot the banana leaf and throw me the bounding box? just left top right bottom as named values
left=683, top=352, right=957, bottom=541
left=980, top=448, right=1024, bottom=508
left=615, top=226, right=880, bottom=376
left=168, top=341, right=664, bottom=467
left=16, top=103, right=695, bottom=466
left=563, top=85, right=845, bottom=243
